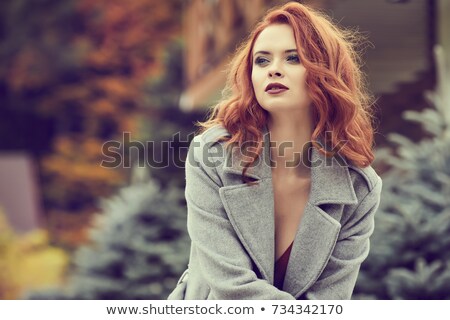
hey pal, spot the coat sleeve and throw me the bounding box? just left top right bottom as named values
left=185, top=136, right=295, bottom=300
left=302, top=176, right=382, bottom=300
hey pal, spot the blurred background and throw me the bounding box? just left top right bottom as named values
left=0, top=0, right=449, bottom=300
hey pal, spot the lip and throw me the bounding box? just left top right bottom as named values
left=265, top=82, right=289, bottom=93
left=266, top=88, right=288, bottom=95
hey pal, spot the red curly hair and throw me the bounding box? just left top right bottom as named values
left=197, top=1, right=376, bottom=179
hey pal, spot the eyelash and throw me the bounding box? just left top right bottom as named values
left=254, top=54, right=300, bottom=66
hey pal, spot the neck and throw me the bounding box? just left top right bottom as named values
left=267, top=108, right=313, bottom=178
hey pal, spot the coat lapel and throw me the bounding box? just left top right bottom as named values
left=218, top=125, right=359, bottom=298
left=219, top=179, right=276, bottom=283
left=284, top=134, right=359, bottom=298
left=219, top=127, right=276, bottom=283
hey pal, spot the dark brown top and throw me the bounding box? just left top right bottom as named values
left=274, top=241, right=294, bottom=290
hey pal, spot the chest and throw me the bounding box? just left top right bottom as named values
left=272, top=175, right=311, bottom=260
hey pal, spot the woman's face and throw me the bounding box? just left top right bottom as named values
left=251, top=24, right=311, bottom=115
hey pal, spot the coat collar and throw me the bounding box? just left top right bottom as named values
left=222, top=125, right=358, bottom=206
left=218, top=125, right=358, bottom=298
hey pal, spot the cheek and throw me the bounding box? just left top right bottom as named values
left=294, top=71, right=307, bottom=90
left=251, top=71, right=264, bottom=92
left=299, top=68, right=308, bottom=85
left=251, top=72, right=257, bottom=89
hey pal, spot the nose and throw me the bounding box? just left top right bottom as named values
left=268, top=63, right=283, bottom=78
left=269, top=70, right=283, bottom=78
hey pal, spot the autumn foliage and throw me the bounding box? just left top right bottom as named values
left=0, top=209, right=69, bottom=299
left=0, top=0, right=182, bottom=247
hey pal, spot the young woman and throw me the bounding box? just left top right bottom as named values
left=168, top=1, right=382, bottom=300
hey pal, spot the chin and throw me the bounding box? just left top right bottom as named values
left=261, top=104, right=299, bottom=112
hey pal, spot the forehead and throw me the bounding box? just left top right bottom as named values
left=253, top=24, right=297, bottom=53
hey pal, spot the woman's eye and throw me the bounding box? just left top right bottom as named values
left=287, top=54, right=300, bottom=63
left=255, top=57, right=269, bottom=65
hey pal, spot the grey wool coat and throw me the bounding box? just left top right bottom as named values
left=167, top=124, right=382, bottom=300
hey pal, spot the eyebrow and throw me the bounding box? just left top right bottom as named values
left=253, top=49, right=298, bottom=56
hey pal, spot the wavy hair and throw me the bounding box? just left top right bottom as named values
left=197, top=1, right=376, bottom=180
